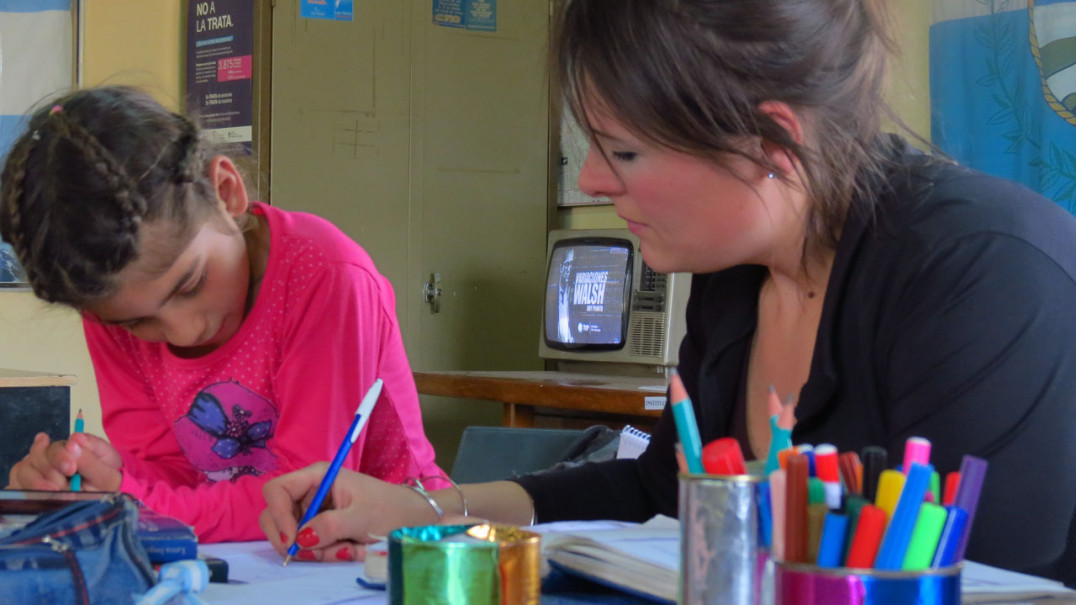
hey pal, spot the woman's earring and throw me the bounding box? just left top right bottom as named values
left=767, top=172, right=776, bottom=179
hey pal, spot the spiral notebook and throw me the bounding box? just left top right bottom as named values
left=616, top=425, right=652, bottom=460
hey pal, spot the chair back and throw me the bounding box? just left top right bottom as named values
left=449, top=426, right=585, bottom=483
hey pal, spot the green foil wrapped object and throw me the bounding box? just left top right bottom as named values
left=388, top=524, right=540, bottom=604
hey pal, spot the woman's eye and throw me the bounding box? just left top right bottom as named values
left=611, top=151, right=637, bottom=161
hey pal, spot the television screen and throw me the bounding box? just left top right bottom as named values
left=544, top=237, right=633, bottom=350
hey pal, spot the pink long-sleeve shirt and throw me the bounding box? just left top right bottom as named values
left=83, top=202, right=445, bottom=542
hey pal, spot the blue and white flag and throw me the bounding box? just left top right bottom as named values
left=0, top=0, right=72, bottom=282
left=930, top=0, right=1076, bottom=213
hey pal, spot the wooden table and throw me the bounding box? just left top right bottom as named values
left=0, top=369, right=77, bottom=481
left=413, top=370, right=668, bottom=427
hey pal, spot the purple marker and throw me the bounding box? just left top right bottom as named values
left=952, top=455, right=988, bottom=561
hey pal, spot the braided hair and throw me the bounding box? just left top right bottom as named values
left=0, top=86, right=220, bottom=307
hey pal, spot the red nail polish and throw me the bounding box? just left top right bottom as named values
left=297, top=527, right=319, bottom=548
left=297, top=550, right=317, bottom=561
left=335, top=547, right=352, bottom=561
left=280, top=531, right=288, bottom=545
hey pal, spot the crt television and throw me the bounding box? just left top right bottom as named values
left=538, top=229, right=690, bottom=375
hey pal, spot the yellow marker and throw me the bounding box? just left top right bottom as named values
left=874, top=469, right=905, bottom=519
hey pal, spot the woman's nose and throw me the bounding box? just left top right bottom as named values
left=577, top=145, right=623, bottom=200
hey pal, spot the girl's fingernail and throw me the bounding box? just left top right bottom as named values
left=335, top=547, right=352, bottom=561
left=296, top=550, right=317, bottom=561
left=279, top=532, right=288, bottom=545
left=296, top=527, right=319, bottom=548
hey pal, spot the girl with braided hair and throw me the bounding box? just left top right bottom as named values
left=1, top=86, right=447, bottom=549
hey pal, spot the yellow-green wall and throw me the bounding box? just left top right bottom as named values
left=81, top=1, right=184, bottom=106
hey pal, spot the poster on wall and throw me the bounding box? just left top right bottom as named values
left=433, top=0, right=496, bottom=32
left=185, top=0, right=254, bottom=149
left=301, top=0, right=353, bottom=21
left=0, top=0, right=74, bottom=285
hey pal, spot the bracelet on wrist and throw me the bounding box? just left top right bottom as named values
left=407, top=475, right=473, bottom=521
left=406, top=479, right=444, bottom=521
left=443, top=476, right=469, bottom=517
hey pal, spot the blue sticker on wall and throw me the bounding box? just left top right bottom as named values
left=465, top=0, right=495, bottom=32
left=301, top=0, right=353, bottom=22
left=434, top=0, right=495, bottom=32
left=433, top=0, right=464, bottom=28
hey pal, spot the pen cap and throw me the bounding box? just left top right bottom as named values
left=702, top=437, right=747, bottom=475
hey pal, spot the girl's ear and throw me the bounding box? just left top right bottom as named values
left=207, top=155, right=250, bottom=218
left=757, top=100, right=806, bottom=178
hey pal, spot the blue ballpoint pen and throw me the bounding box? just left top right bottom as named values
left=284, top=378, right=383, bottom=566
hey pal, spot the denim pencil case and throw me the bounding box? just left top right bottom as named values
left=0, top=493, right=156, bottom=605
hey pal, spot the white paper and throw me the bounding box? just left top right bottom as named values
left=198, top=541, right=385, bottom=604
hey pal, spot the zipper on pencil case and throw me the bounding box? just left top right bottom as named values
left=0, top=536, right=91, bottom=605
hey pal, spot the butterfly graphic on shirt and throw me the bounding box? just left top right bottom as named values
left=188, top=391, right=274, bottom=459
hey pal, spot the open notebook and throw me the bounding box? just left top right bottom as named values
left=533, top=516, right=1076, bottom=605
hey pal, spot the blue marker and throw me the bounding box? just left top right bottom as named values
left=815, top=513, right=849, bottom=568
left=931, top=505, right=969, bottom=568
left=284, top=378, right=383, bottom=566
left=757, top=481, right=773, bottom=549
left=874, top=462, right=933, bottom=569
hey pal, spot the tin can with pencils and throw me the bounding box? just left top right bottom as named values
left=679, top=472, right=773, bottom=605
left=774, top=562, right=961, bottom=604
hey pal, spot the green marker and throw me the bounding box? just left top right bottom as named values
left=902, top=502, right=947, bottom=570
left=842, top=495, right=869, bottom=563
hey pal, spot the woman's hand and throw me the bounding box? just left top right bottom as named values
left=259, top=463, right=444, bottom=563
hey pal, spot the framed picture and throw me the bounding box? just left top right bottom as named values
left=0, top=0, right=78, bottom=288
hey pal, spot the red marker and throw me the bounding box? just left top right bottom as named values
left=942, top=471, right=961, bottom=506
left=814, top=444, right=842, bottom=509
left=702, top=437, right=747, bottom=475
left=846, top=504, right=887, bottom=568
left=839, top=451, right=862, bottom=496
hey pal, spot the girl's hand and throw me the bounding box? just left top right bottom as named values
left=7, top=433, right=71, bottom=490
left=6, top=432, right=123, bottom=492
left=65, top=433, right=123, bottom=492
left=259, top=463, right=443, bottom=563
